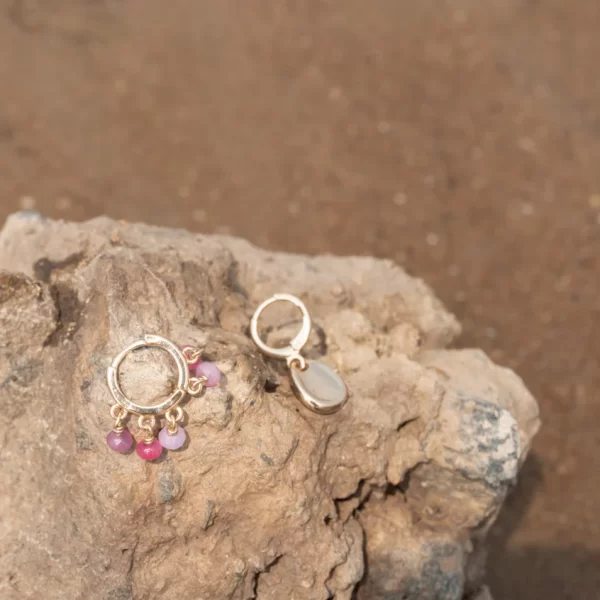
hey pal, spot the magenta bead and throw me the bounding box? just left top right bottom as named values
left=158, top=425, right=187, bottom=450
left=136, top=438, right=163, bottom=461
left=106, top=429, right=133, bottom=453
left=195, top=361, right=222, bottom=387
left=181, top=345, right=202, bottom=369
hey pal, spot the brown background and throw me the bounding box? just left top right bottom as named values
left=1, top=1, right=599, bottom=598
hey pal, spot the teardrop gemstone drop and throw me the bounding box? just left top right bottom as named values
left=290, top=360, right=348, bottom=414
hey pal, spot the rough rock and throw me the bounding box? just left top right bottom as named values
left=0, top=213, right=540, bottom=600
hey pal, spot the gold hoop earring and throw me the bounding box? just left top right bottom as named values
left=250, top=294, right=348, bottom=414
left=105, top=334, right=222, bottom=460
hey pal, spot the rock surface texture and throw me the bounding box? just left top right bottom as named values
left=0, top=214, right=540, bottom=600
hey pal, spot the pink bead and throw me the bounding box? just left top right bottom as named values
left=195, top=361, right=221, bottom=387
left=106, top=429, right=133, bottom=453
left=181, top=345, right=202, bottom=369
left=158, top=425, right=187, bottom=450
left=136, top=438, right=163, bottom=461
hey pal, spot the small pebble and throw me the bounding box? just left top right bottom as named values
left=192, top=209, right=207, bottom=223
left=426, top=233, right=439, bottom=246
left=56, top=196, right=72, bottom=211
left=328, top=87, right=342, bottom=101
left=589, top=194, right=600, bottom=209
left=521, top=202, right=535, bottom=216
left=19, top=195, right=36, bottom=210
left=377, top=121, right=392, bottom=134
left=393, top=192, right=407, bottom=206
left=518, top=137, right=537, bottom=153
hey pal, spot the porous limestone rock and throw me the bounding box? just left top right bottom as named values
left=0, top=213, right=540, bottom=600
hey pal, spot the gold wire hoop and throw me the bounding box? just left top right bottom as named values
left=187, top=375, right=207, bottom=397
left=249, top=294, right=312, bottom=361
left=165, top=406, right=184, bottom=434
left=107, top=334, right=190, bottom=416
left=182, top=346, right=202, bottom=364
left=138, top=415, right=158, bottom=442
left=110, top=404, right=128, bottom=433
left=110, top=404, right=128, bottom=421
left=287, top=354, right=308, bottom=371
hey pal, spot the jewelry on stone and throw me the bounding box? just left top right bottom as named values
left=106, top=334, right=222, bottom=460
left=250, top=293, right=348, bottom=414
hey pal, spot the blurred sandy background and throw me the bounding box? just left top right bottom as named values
left=1, top=1, right=599, bottom=598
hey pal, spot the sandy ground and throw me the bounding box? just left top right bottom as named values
left=1, top=1, right=599, bottom=598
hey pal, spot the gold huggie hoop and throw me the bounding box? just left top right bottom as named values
left=107, top=334, right=189, bottom=416
left=250, top=293, right=312, bottom=366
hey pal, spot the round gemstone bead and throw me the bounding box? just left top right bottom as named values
left=181, top=345, right=202, bottom=369
left=195, top=361, right=222, bottom=387
left=158, top=425, right=187, bottom=450
left=106, top=429, right=133, bottom=453
left=136, top=438, right=163, bottom=461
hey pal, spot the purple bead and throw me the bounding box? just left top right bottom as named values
left=158, top=425, right=187, bottom=450
left=106, top=429, right=133, bottom=453
left=195, top=361, right=222, bottom=387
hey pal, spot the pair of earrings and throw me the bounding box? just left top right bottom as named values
left=105, top=294, right=348, bottom=461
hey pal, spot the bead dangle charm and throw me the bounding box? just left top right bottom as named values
left=106, top=404, right=134, bottom=453
left=106, top=334, right=222, bottom=461
left=250, top=294, right=348, bottom=414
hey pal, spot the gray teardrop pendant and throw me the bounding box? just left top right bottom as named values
left=290, top=359, right=348, bottom=414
